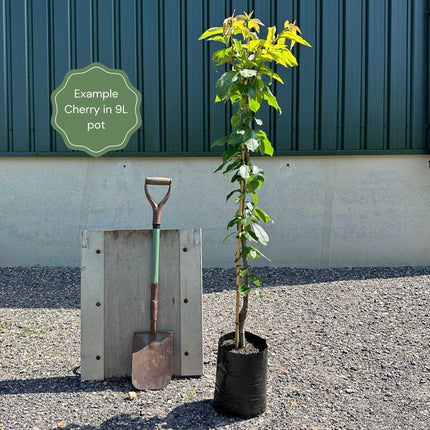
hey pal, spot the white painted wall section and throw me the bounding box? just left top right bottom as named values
left=0, top=156, right=429, bottom=268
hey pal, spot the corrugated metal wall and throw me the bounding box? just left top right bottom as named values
left=0, top=0, right=428, bottom=157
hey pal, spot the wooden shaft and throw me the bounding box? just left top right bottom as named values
left=150, top=282, right=159, bottom=335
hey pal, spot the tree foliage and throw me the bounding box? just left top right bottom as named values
left=200, top=12, right=310, bottom=348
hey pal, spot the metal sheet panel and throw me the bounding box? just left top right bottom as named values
left=32, top=0, right=51, bottom=152
left=0, top=0, right=428, bottom=156
left=179, top=229, right=203, bottom=376
left=99, top=229, right=202, bottom=380
left=80, top=230, right=105, bottom=381
left=9, top=0, right=30, bottom=152
left=0, top=0, right=8, bottom=151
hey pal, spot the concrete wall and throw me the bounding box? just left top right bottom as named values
left=1, top=155, right=429, bottom=268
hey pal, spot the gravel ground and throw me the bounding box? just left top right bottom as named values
left=0, top=266, right=429, bottom=429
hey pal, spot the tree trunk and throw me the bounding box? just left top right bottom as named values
left=235, top=94, right=251, bottom=349
left=235, top=146, right=246, bottom=349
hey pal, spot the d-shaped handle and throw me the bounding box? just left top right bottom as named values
left=144, top=177, right=172, bottom=226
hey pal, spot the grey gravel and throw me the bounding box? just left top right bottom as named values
left=1, top=266, right=430, bottom=429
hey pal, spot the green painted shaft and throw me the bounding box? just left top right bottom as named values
left=151, top=228, right=160, bottom=284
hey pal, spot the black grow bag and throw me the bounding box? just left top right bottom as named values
left=214, top=331, right=268, bottom=418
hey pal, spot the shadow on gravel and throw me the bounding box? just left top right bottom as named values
left=204, top=266, right=430, bottom=293
left=45, top=401, right=246, bottom=429
left=45, top=414, right=164, bottom=430
left=1, top=266, right=429, bottom=308
left=0, top=267, right=80, bottom=309
left=0, top=375, right=130, bottom=395
left=165, top=400, right=246, bottom=429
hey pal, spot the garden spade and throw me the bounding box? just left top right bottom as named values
left=132, top=177, right=173, bottom=390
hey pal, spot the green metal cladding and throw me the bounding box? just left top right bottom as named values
left=0, top=0, right=428, bottom=157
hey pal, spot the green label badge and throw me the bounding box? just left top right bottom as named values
left=51, top=62, right=142, bottom=157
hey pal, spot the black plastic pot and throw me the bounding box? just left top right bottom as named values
left=214, top=331, right=268, bottom=418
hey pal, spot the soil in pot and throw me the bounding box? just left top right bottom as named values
left=214, top=331, right=268, bottom=418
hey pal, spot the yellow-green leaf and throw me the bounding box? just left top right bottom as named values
left=263, top=90, right=282, bottom=114
left=265, top=26, right=276, bottom=47
left=260, top=53, right=276, bottom=63
left=212, top=49, right=225, bottom=63
left=257, top=130, right=274, bottom=156
left=284, top=20, right=302, bottom=34
left=248, top=39, right=265, bottom=51
left=249, top=98, right=261, bottom=113
left=233, top=20, right=248, bottom=39
left=248, top=19, right=260, bottom=33
left=284, top=50, right=298, bottom=66
left=280, top=30, right=312, bottom=47
left=266, top=50, right=287, bottom=67
left=209, top=35, right=227, bottom=44
left=199, top=27, right=223, bottom=40
left=272, top=72, right=284, bottom=84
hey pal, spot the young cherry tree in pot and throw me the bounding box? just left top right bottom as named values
left=200, top=12, right=310, bottom=418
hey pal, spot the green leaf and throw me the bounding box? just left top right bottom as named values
left=257, top=130, right=274, bottom=156
left=243, top=111, right=254, bottom=127
left=255, top=207, right=273, bottom=224
left=239, top=69, right=257, bottom=78
left=223, top=159, right=242, bottom=175
left=248, top=274, right=261, bottom=286
left=256, top=247, right=271, bottom=261
left=252, top=224, right=269, bottom=246
left=231, top=114, right=241, bottom=128
left=252, top=192, right=259, bottom=205
left=244, top=129, right=259, bottom=151
left=216, top=71, right=238, bottom=99
left=244, top=229, right=259, bottom=242
left=240, top=284, right=252, bottom=296
left=211, top=136, right=229, bottom=148
left=222, top=232, right=235, bottom=243
left=247, top=176, right=264, bottom=193
left=245, top=86, right=257, bottom=98
left=242, top=215, right=252, bottom=228
left=249, top=98, right=261, bottom=113
left=230, top=128, right=245, bottom=145
left=222, top=143, right=240, bottom=163
left=212, top=49, right=225, bottom=63
left=214, top=162, right=224, bottom=173
left=227, top=217, right=240, bottom=228
left=239, top=267, right=249, bottom=277
left=230, top=93, right=241, bottom=104
left=246, top=201, right=254, bottom=211
left=209, top=35, right=227, bottom=44
left=260, top=65, right=274, bottom=83
left=226, top=189, right=241, bottom=201
left=263, top=91, right=281, bottom=114
left=239, top=164, right=251, bottom=179
left=251, top=164, right=265, bottom=178
left=199, top=27, right=223, bottom=40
